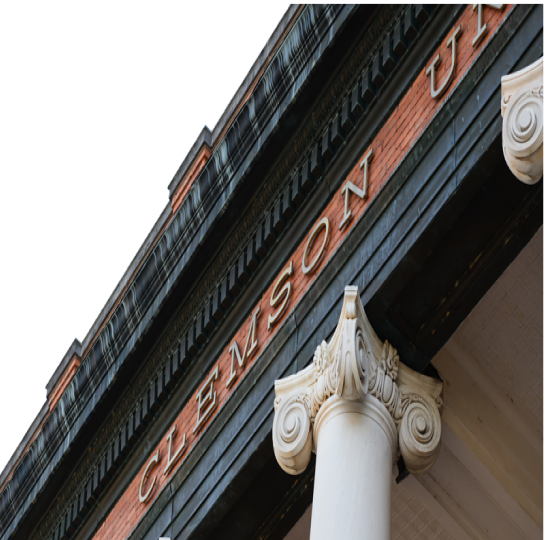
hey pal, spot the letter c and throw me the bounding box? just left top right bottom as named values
left=139, top=449, right=159, bottom=503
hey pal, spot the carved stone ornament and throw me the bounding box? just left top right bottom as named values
left=501, top=57, right=543, bottom=185
left=272, top=286, right=443, bottom=476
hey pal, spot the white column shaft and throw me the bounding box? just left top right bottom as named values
left=310, top=395, right=396, bottom=540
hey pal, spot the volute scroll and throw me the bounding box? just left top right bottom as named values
left=272, top=392, right=313, bottom=475
left=501, top=57, right=543, bottom=185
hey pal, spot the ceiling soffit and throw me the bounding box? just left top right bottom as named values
left=453, top=227, right=542, bottom=435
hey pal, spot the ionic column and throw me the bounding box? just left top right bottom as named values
left=272, top=287, right=443, bottom=540
left=501, top=57, right=543, bottom=185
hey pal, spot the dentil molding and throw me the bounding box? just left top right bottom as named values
left=272, top=286, right=443, bottom=476
left=501, top=57, right=543, bottom=185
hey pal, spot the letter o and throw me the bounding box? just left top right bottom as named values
left=139, top=450, right=159, bottom=503
left=302, top=217, right=330, bottom=275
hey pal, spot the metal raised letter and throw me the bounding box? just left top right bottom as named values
left=302, top=218, right=330, bottom=275
left=226, top=305, right=261, bottom=387
left=426, top=25, right=461, bottom=99
left=472, top=4, right=503, bottom=47
left=340, top=148, right=373, bottom=229
left=268, top=261, right=294, bottom=331
left=194, top=366, right=219, bottom=433
left=139, top=450, right=159, bottom=503
left=164, top=425, right=186, bottom=475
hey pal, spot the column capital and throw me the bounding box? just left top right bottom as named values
left=272, top=286, right=443, bottom=476
left=501, top=57, right=543, bottom=185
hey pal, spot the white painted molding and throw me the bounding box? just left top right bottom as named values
left=501, top=57, right=543, bottom=184
left=272, top=285, right=443, bottom=475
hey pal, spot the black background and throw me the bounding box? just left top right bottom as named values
left=4, top=3, right=285, bottom=464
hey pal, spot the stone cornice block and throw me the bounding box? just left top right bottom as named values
left=167, top=125, right=212, bottom=201
left=45, top=338, right=82, bottom=398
